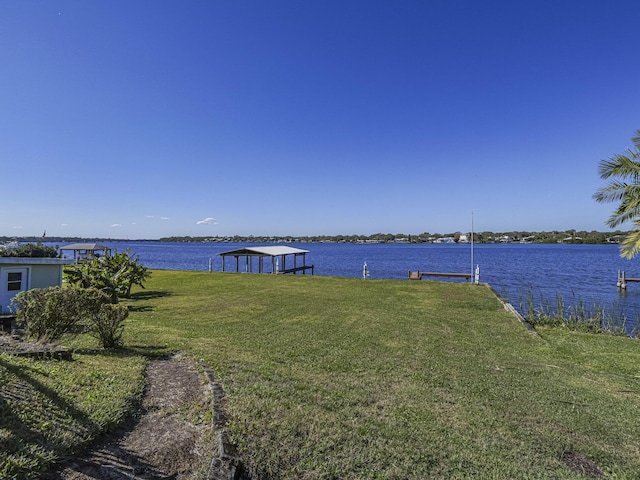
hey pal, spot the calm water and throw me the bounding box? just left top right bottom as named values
left=57, top=241, right=640, bottom=332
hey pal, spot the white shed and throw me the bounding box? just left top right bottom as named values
left=0, top=258, right=73, bottom=314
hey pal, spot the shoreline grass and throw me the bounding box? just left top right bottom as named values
left=3, top=270, right=640, bottom=478
left=519, top=289, right=637, bottom=337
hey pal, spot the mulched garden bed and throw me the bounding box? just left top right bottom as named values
left=0, top=333, right=72, bottom=360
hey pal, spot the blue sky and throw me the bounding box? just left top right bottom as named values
left=1, top=1, right=639, bottom=239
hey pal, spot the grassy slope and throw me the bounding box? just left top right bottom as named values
left=2, top=270, right=639, bottom=478
left=125, top=271, right=640, bottom=479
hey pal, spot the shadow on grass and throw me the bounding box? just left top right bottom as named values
left=0, top=355, right=99, bottom=477
left=76, top=344, right=173, bottom=360
left=128, top=290, right=171, bottom=301
left=127, top=305, right=154, bottom=312
left=40, top=438, right=173, bottom=480
left=126, top=290, right=171, bottom=313
left=0, top=342, right=172, bottom=478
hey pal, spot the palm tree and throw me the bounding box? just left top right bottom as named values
left=593, top=130, right=640, bottom=258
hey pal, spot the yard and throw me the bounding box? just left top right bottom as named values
left=2, top=270, right=640, bottom=478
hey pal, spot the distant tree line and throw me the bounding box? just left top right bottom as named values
left=158, top=230, right=628, bottom=245
left=0, top=236, right=134, bottom=244
left=2, top=230, right=627, bottom=246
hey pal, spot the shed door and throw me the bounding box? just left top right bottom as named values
left=0, top=268, right=29, bottom=314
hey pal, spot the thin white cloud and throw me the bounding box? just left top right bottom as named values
left=197, top=217, right=218, bottom=225
left=146, top=215, right=155, bottom=219
left=61, top=223, right=69, bottom=227
left=111, top=223, right=122, bottom=228
left=12, top=225, right=23, bottom=229
left=160, top=217, right=169, bottom=220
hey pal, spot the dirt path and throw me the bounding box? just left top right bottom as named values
left=42, top=356, right=221, bottom=480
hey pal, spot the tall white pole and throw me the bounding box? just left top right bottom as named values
left=471, top=211, right=474, bottom=277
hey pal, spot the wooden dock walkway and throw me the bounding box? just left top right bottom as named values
left=408, top=271, right=473, bottom=282
left=277, top=265, right=315, bottom=275
left=617, top=270, right=640, bottom=289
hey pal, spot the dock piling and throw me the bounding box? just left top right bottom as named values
left=615, top=270, right=640, bottom=289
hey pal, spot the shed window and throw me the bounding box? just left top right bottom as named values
left=7, top=272, right=22, bottom=291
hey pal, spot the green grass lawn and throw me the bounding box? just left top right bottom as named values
left=2, top=270, right=640, bottom=478
left=0, top=350, right=147, bottom=478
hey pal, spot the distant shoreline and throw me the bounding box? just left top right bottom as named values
left=4, top=229, right=628, bottom=245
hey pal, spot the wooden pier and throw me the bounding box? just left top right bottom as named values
left=408, top=271, right=473, bottom=282
left=277, top=265, right=315, bottom=275
left=617, top=270, right=640, bottom=289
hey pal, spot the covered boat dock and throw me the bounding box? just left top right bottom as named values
left=218, top=246, right=314, bottom=275
left=60, top=243, right=112, bottom=263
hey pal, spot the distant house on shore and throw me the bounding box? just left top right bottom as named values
left=434, top=237, right=455, bottom=244
left=0, top=257, right=73, bottom=314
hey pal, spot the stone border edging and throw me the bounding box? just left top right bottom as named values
left=201, top=362, right=248, bottom=480
left=483, top=283, right=539, bottom=335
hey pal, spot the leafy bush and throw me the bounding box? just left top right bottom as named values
left=0, top=242, right=59, bottom=258
left=12, top=287, right=128, bottom=347
left=13, top=287, right=97, bottom=343
left=91, top=303, right=129, bottom=348
left=65, top=249, right=151, bottom=303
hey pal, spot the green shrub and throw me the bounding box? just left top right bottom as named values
left=0, top=242, right=59, bottom=258
left=65, top=249, right=151, bottom=303
left=12, top=287, right=127, bottom=347
left=13, top=287, right=92, bottom=343
left=91, top=303, right=129, bottom=348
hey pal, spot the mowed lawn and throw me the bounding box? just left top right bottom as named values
left=2, top=270, right=640, bottom=478
left=123, top=271, right=640, bottom=479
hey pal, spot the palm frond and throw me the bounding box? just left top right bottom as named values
left=620, top=226, right=640, bottom=259
left=596, top=130, right=640, bottom=256
left=606, top=188, right=640, bottom=228
left=631, top=129, right=640, bottom=149
left=593, top=181, right=627, bottom=203
left=597, top=153, right=640, bottom=179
